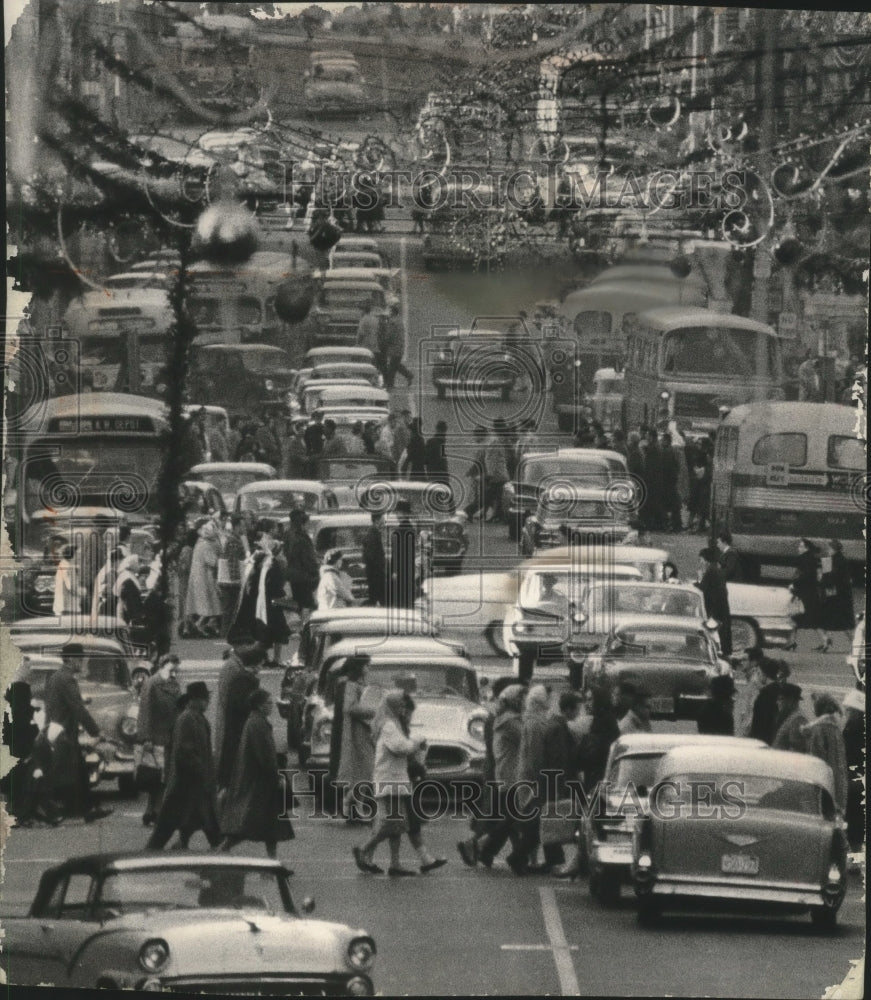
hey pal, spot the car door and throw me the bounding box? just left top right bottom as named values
left=18, top=872, right=97, bottom=986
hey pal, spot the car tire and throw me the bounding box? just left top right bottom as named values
left=730, top=618, right=760, bottom=653
left=592, top=868, right=622, bottom=906
left=637, top=897, right=662, bottom=927
left=117, top=773, right=137, bottom=799
left=810, top=907, right=839, bottom=933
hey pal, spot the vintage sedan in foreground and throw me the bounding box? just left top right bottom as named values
left=632, top=746, right=848, bottom=930
left=0, top=853, right=377, bottom=994
left=581, top=619, right=732, bottom=720
left=580, top=733, right=766, bottom=906
left=305, top=636, right=485, bottom=786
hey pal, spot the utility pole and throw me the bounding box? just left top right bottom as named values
left=750, top=8, right=776, bottom=324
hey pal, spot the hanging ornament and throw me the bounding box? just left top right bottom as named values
left=721, top=170, right=774, bottom=249
left=647, top=93, right=681, bottom=131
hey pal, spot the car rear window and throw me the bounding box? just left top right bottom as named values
left=659, top=772, right=824, bottom=817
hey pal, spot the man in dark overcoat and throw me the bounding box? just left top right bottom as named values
left=695, top=547, right=732, bottom=657
left=362, top=511, right=387, bottom=606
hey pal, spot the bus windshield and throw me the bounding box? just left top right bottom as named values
left=23, top=437, right=163, bottom=517
left=662, top=327, right=776, bottom=378
left=82, top=335, right=167, bottom=365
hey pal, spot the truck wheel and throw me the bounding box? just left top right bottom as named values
left=117, top=773, right=137, bottom=799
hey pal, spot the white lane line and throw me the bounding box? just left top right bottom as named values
left=502, top=944, right=580, bottom=952
left=539, top=885, right=581, bottom=996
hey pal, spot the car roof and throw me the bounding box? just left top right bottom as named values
left=319, top=280, right=385, bottom=291
left=553, top=447, right=628, bottom=467
left=538, top=484, right=610, bottom=500
left=587, top=581, right=698, bottom=594
left=319, top=616, right=438, bottom=636
left=635, top=306, right=777, bottom=335
left=309, top=511, right=372, bottom=528
left=312, top=362, right=379, bottom=372
left=324, top=636, right=468, bottom=661
left=655, top=746, right=835, bottom=794
left=322, top=269, right=392, bottom=281
left=11, top=615, right=130, bottom=631
left=307, top=606, right=431, bottom=625
left=237, top=480, right=328, bottom=493
left=306, top=346, right=374, bottom=359
left=611, top=734, right=767, bottom=758
left=523, top=450, right=612, bottom=469
left=12, top=633, right=126, bottom=652
left=315, top=386, right=388, bottom=400
left=611, top=616, right=712, bottom=634
left=41, top=852, right=286, bottom=879
left=526, top=545, right=670, bottom=566
left=190, top=462, right=276, bottom=474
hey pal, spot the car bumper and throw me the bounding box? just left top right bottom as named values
left=638, top=874, right=844, bottom=909
left=591, top=841, right=634, bottom=868
left=431, top=376, right=515, bottom=392
left=152, top=974, right=374, bottom=996
left=757, top=623, right=797, bottom=648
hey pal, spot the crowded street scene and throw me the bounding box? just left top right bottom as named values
left=2, top=2, right=868, bottom=997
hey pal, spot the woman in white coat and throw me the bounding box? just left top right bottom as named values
left=316, top=549, right=357, bottom=610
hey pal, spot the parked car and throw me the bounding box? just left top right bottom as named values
left=632, top=746, right=849, bottom=930
left=580, top=733, right=767, bottom=905
left=304, top=52, right=371, bottom=117
left=581, top=619, right=732, bottom=720
left=356, top=479, right=469, bottom=575
left=303, top=636, right=485, bottom=788
left=519, top=484, right=632, bottom=556
left=0, top=853, right=377, bottom=994
left=188, top=462, right=276, bottom=510
left=9, top=634, right=143, bottom=795
left=278, top=608, right=435, bottom=763
left=503, top=449, right=626, bottom=541
left=307, top=281, right=388, bottom=345
left=234, top=480, right=356, bottom=520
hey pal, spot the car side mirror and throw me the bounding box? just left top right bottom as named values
left=301, top=896, right=315, bottom=915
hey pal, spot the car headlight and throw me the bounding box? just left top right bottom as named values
left=637, top=853, right=652, bottom=870
left=513, top=623, right=530, bottom=635
left=265, top=378, right=275, bottom=391
left=347, top=936, right=376, bottom=971
left=120, top=715, right=138, bottom=739
left=468, top=716, right=486, bottom=742
left=828, top=863, right=843, bottom=883
left=139, top=939, right=170, bottom=973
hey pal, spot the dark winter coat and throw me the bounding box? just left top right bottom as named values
left=540, top=713, right=579, bottom=800
left=161, top=706, right=219, bottom=837
left=44, top=666, right=99, bottom=741
left=696, top=564, right=732, bottom=656
left=284, top=529, right=320, bottom=610
left=820, top=552, right=855, bottom=632
left=221, top=710, right=294, bottom=843
left=791, top=549, right=822, bottom=629
left=362, top=525, right=387, bottom=606
left=137, top=673, right=181, bottom=747
left=217, top=668, right=261, bottom=789
left=696, top=699, right=735, bottom=736
left=577, top=713, right=620, bottom=791
left=749, top=682, right=782, bottom=745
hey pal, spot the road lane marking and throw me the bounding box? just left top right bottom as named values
left=539, top=886, right=581, bottom=996
left=502, top=944, right=579, bottom=952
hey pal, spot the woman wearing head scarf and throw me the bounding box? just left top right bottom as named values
left=185, top=520, right=222, bottom=637
left=219, top=688, right=294, bottom=859
left=232, top=525, right=291, bottom=667
left=114, top=554, right=144, bottom=626
left=819, top=539, right=856, bottom=652
left=801, top=693, right=848, bottom=814
left=316, top=550, right=357, bottom=610
left=352, top=691, right=425, bottom=877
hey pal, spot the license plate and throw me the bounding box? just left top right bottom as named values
left=649, top=697, right=674, bottom=714
left=721, top=853, right=759, bottom=875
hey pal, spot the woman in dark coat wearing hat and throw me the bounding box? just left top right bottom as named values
left=220, top=689, right=294, bottom=858
left=147, top=682, right=221, bottom=850
left=819, top=539, right=855, bottom=651
left=230, top=524, right=291, bottom=665
left=790, top=538, right=823, bottom=641
left=284, top=509, right=320, bottom=620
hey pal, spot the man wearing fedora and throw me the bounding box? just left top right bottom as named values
left=147, top=681, right=222, bottom=851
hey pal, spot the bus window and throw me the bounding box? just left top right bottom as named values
left=827, top=435, right=864, bottom=469
left=751, top=433, right=807, bottom=467
left=574, top=311, right=611, bottom=345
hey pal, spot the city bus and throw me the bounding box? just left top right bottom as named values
left=64, top=287, right=173, bottom=395
left=186, top=250, right=308, bottom=348
left=622, top=306, right=784, bottom=438
left=710, top=402, right=865, bottom=577
left=551, top=280, right=707, bottom=427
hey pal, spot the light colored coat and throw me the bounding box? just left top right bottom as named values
left=186, top=536, right=221, bottom=617
left=372, top=718, right=422, bottom=798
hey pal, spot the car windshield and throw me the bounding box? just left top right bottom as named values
left=239, top=489, right=320, bottom=513
left=239, top=349, right=293, bottom=374
left=197, top=470, right=267, bottom=496
left=365, top=663, right=475, bottom=699
left=315, top=525, right=369, bottom=551
left=99, top=866, right=291, bottom=915
left=611, top=753, right=664, bottom=791
left=607, top=630, right=712, bottom=661
left=588, top=585, right=703, bottom=618
left=660, top=773, right=825, bottom=817
left=25, top=655, right=130, bottom=692
left=521, top=458, right=610, bottom=487
left=190, top=297, right=261, bottom=326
